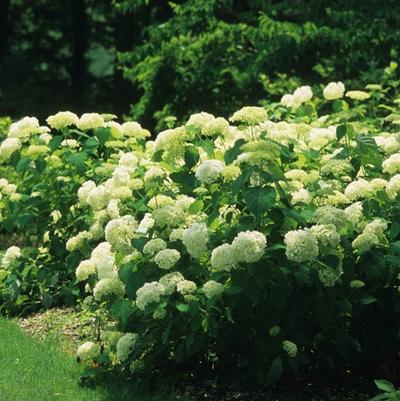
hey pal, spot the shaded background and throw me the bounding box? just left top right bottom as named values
left=1, top=0, right=400, bottom=130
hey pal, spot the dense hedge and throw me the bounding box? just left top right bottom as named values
left=2, top=79, right=400, bottom=384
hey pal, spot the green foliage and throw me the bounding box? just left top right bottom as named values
left=370, top=380, right=400, bottom=401
left=118, top=0, right=400, bottom=129
left=2, top=81, right=400, bottom=386
left=0, top=114, right=149, bottom=315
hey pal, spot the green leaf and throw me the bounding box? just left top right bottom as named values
left=66, top=152, right=88, bottom=172
left=201, top=139, right=215, bottom=158
left=389, top=222, right=400, bottom=241
left=34, top=159, right=46, bottom=173
left=9, top=150, right=20, bottom=167
left=360, top=295, right=377, bottom=305
left=110, top=299, right=134, bottom=326
left=202, top=317, right=209, bottom=333
left=176, top=303, right=189, bottom=313
left=267, top=356, right=283, bottom=384
left=48, top=135, right=63, bottom=151
left=224, top=285, right=244, bottom=295
left=355, top=135, right=382, bottom=166
left=170, top=171, right=196, bottom=191
left=83, top=137, right=99, bottom=152
left=188, top=200, right=204, bottom=214
left=41, top=293, right=53, bottom=309
left=243, top=186, right=276, bottom=217
left=184, top=147, right=200, bottom=169
left=95, top=127, right=111, bottom=145
left=336, top=124, right=347, bottom=141
left=118, top=267, right=146, bottom=299
left=224, top=139, right=246, bottom=165
left=374, top=379, right=395, bottom=393
left=16, top=157, right=31, bottom=173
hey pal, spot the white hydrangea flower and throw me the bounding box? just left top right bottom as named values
left=39, top=133, right=53, bottom=145
left=284, top=229, right=319, bottom=263
left=182, top=223, right=209, bottom=258
left=66, top=231, right=92, bottom=252
left=93, top=277, right=124, bottom=300
left=77, top=341, right=100, bottom=360
left=203, top=280, right=224, bottom=299
left=119, top=152, right=138, bottom=169
left=111, top=167, right=131, bottom=188
left=344, top=179, right=373, bottom=201
left=46, top=111, right=79, bottom=129
left=136, top=213, right=155, bottom=234
left=122, top=121, right=150, bottom=139
left=201, top=117, right=230, bottom=137
left=143, top=238, right=167, bottom=256
left=211, top=244, right=236, bottom=271
left=3, top=183, right=17, bottom=195
left=309, top=224, right=341, bottom=248
left=144, top=167, right=166, bottom=183
left=61, top=139, right=79, bottom=148
left=292, top=188, right=312, bottom=205
left=0, top=138, right=21, bottom=160
left=78, top=181, right=96, bottom=205
left=8, top=117, right=40, bottom=138
left=91, top=242, right=116, bottom=279
left=76, top=259, right=96, bottom=282
left=148, top=195, right=175, bottom=209
left=387, top=174, right=400, bottom=199
left=105, top=215, right=138, bottom=253
left=136, top=281, right=165, bottom=310
left=375, top=135, right=400, bottom=155
left=176, top=280, right=197, bottom=295
left=106, top=199, right=120, bottom=219
left=344, top=202, right=363, bottom=226
left=195, top=160, right=224, bottom=184
left=293, top=85, right=313, bottom=103
left=323, top=81, right=345, bottom=100
left=370, top=178, right=388, bottom=191
left=116, top=333, right=138, bottom=362
left=345, top=90, right=370, bottom=101
left=229, top=106, right=268, bottom=125
left=1, top=246, right=21, bottom=268
left=87, top=185, right=111, bottom=210
left=154, top=249, right=180, bottom=269
left=159, top=272, right=184, bottom=295
left=77, top=113, right=105, bottom=130
left=170, top=228, right=184, bottom=241
left=186, top=112, right=215, bottom=130
left=383, top=153, right=400, bottom=175
left=175, top=195, right=196, bottom=211
left=106, top=121, right=123, bottom=137
left=352, top=219, right=388, bottom=254
left=280, top=94, right=298, bottom=108
left=222, top=165, right=241, bottom=181
left=231, top=231, right=267, bottom=263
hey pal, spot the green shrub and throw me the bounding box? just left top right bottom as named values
left=0, top=113, right=150, bottom=314
left=118, top=0, right=400, bottom=129
left=65, top=81, right=400, bottom=384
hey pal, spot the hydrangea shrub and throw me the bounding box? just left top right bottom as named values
left=0, top=112, right=150, bottom=313
left=2, top=81, right=400, bottom=383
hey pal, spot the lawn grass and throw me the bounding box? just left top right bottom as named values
left=0, top=318, right=187, bottom=401
left=0, top=313, right=374, bottom=401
